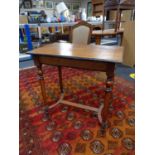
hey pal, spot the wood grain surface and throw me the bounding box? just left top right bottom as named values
left=27, top=43, right=124, bottom=63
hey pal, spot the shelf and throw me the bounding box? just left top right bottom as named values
left=92, top=0, right=103, bottom=16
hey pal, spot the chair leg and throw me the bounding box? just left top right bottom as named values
left=115, top=9, right=119, bottom=32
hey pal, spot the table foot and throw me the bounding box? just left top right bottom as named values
left=42, top=106, right=50, bottom=122
left=101, top=120, right=109, bottom=130
left=42, top=94, right=64, bottom=122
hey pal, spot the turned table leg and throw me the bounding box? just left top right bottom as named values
left=115, top=9, right=120, bottom=32
left=35, top=59, right=50, bottom=121
left=36, top=64, right=47, bottom=105
left=95, top=35, right=101, bottom=45
left=101, top=65, right=114, bottom=130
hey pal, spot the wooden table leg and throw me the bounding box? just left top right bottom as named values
left=34, top=59, right=50, bottom=121
left=95, top=35, right=101, bottom=45
left=101, top=65, right=115, bottom=130
left=36, top=64, right=47, bottom=105
left=117, top=10, right=122, bottom=30
left=115, top=9, right=120, bottom=32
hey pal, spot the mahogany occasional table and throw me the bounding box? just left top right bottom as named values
left=27, top=43, right=124, bottom=130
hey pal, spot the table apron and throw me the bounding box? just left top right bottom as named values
left=34, top=55, right=115, bottom=72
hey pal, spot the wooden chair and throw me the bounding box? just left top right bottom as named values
left=70, top=21, right=93, bottom=44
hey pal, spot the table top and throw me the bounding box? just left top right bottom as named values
left=27, top=43, right=124, bottom=63
left=92, top=28, right=124, bottom=36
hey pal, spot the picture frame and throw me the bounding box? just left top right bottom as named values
left=32, top=1, right=39, bottom=8
left=45, top=1, right=53, bottom=9
left=23, top=0, right=32, bottom=9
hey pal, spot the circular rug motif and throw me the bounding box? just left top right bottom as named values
left=73, top=120, right=83, bottom=129
left=81, top=129, right=93, bottom=141
left=51, top=131, right=63, bottom=142
left=110, top=128, right=123, bottom=139
left=57, top=142, right=72, bottom=155
left=116, top=110, right=125, bottom=119
left=122, top=138, right=135, bottom=150
left=90, top=140, right=104, bottom=154
left=129, top=103, right=135, bottom=110
left=66, top=112, right=75, bottom=121
left=127, top=118, right=135, bottom=127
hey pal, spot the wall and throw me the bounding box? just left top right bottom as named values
left=20, top=0, right=82, bottom=16
left=20, top=0, right=82, bottom=17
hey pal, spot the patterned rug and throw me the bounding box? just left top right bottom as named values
left=19, top=65, right=135, bottom=155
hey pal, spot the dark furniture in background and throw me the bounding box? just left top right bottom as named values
left=92, top=28, right=124, bottom=45
left=92, top=0, right=104, bottom=16
left=103, top=0, right=135, bottom=32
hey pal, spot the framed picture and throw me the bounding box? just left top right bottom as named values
left=72, top=3, right=80, bottom=11
left=23, top=0, right=32, bottom=9
left=32, top=1, right=39, bottom=8
left=45, top=1, right=53, bottom=9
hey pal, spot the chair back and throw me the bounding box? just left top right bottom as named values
left=70, top=21, right=92, bottom=44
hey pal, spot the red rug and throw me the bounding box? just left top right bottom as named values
left=19, top=65, right=135, bottom=155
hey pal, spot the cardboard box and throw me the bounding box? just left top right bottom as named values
left=122, top=21, right=135, bottom=67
